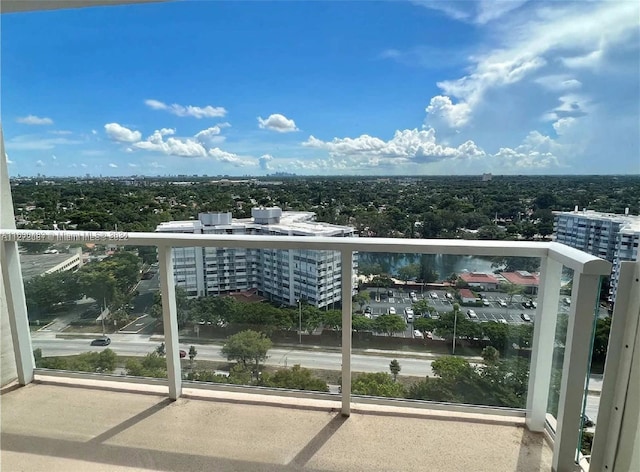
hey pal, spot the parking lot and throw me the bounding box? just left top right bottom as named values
left=359, top=287, right=586, bottom=336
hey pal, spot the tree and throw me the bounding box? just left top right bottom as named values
left=351, top=372, right=405, bottom=397
left=397, top=263, right=419, bottom=283
left=323, top=310, right=342, bottom=332
left=413, top=317, right=436, bottom=334
left=412, top=299, right=434, bottom=316
left=155, top=342, right=166, bottom=357
left=189, top=345, right=198, bottom=370
left=352, top=291, right=370, bottom=310
left=502, top=282, right=524, bottom=306
left=351, top=314, right=373, bottom=332
left=221, top=330, right=272, bottom=379
left=482, top=346, right=500, bottom=364
left=261, top=365, right=329, bottom=392
left=373, top=314, right=406, bottom=336
left=125, top=353, right=167, bottom=378
left=389, top=359, right=401, bottom=382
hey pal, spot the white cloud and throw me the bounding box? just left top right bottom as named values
left=304, top=128, right=485, bottom=164
left=134, top=132, right=207, bottom=157
left=5, top=135, right=82, bottom=150
left=128, top=163, right=139, bottom=168
left=51, top=154, right=57, bottom=160
left=159, top=128, right=176, bottom=136
left=104, top=123, right=142, bottom=143
left=424, top=1, right=639, bottom=131
left=49, top=130, right=73, bottom=135
left=259, top=154, right=274, bottom=171
left=144, top=99, right=227, bottom=118
left=81, top=150, right=106, bottom=156
left=17, top=115, right=53, bottom=125
left=80, top=163, right=88, bottom=168
left=91, top=129, right=98, bottom=135
left=258, top=113, right=299, bottom=133
left=208, top=148, right=255, bottom=167
left=109, top=163, right=118, bottom=168
left=194, top=126, right=225, bottom=145
left=552, top=117, right=576, bottom=136
left=412, top=0, right=528, bottom=25
left=36, top=160, right=45, bottom=167
left=150, top=162, right=164, bottom=169
left=534, top=75, right=582, bottom=92
left=425, top=96, right=472, bottom=129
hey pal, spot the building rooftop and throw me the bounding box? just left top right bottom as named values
left=500, top=271, right=540, bottom=286
left=554, top=209, right=640, bottom=230
left=0, top=376, right=553, bottom=472
left=459, top=272, right=499, bottom=284
left=19, top=253, right=78, bottom=281
left=156, top=209, right=355, bottom=237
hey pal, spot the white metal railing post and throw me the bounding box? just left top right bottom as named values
left=1, top=241, right=35, bottom=385
left=553, top=271, right=602, bottom=472
left=158, top=245, right=182, bottom=400
left=341, top=249, right=353, bottom=416
left=1, top=125, right=34, bottom=386
left=526, top=256, right=562, bottom=431
left=590, top=261, right=640, bottom=471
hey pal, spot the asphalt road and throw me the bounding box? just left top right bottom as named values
left=31, top=332, right=602, bottom=421
left=32, top=334, right=439, bottom=377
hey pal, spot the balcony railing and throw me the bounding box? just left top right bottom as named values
left=0, top=229, right=626, bottom=472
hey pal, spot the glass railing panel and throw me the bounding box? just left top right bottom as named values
left=351, top=251, right=541, bottom=407
left=178, top=246, right=341, bottom=394
left=28, top=243, right=166, bottom=379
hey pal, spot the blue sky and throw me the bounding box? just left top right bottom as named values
left=2, top=0, right=639, bottom=177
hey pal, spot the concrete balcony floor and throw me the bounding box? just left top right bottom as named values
left=1, top=376, right=553, bottom=472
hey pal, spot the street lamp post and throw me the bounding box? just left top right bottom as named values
left=452, top=309, right=458, bottom=355
left=297, top=298, right=302, bottom=345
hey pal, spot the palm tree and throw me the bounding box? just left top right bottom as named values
left=389, top=359, right=401, bottom=382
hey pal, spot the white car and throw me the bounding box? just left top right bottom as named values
left=404, top=307, right=415, bottom=323
left=445, top=292, right=453, bottom=300
left=429, top=292, right=438, bottom=299
left=413, top=329, right=424, bottom=339
left=482, top=299, right=490, bottom=306
left=467, top=309, right=478, bottom=319
left=499, top=300, right=508, bottom=308
left=388, top=307, right=396, bottom=315
left=498, top=318, right=508, bottom=324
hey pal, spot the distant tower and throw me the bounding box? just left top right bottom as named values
left=482, top=173, right=492, bottom=182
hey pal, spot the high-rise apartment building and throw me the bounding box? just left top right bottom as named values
left=156, top=207, right=357, bottom=308
left=553, top=208, right=640, bottom=301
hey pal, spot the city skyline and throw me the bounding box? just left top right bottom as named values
left=2, top=0, right=639, bottom=177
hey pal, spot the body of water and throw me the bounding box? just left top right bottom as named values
left=358, top=252, right=501, bottom=280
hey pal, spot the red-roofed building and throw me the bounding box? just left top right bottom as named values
left=458, top=288, right=477, bottom=304
left=459, top=272, right=499, bottom=290
left=500, top=271, right=540, bottom=294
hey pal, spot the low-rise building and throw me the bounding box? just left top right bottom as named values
left=459, top=272, right=499, bottom=290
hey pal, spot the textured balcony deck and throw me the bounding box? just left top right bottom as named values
left=1, top=376, right=553, bottom=472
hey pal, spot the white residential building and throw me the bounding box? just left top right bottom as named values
left=553, top=208, right=640, bottom=301
left=156, top=207, right=357, bottom=308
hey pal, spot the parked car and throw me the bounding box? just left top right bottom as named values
left=90, top=337, right=111, bottom=346
left=467, top=309, right=478, bottom=319
left=445, top=292, right=453, bottom=300
left=498, top=300, right=508, bottom=308
left=179, top=349, right=187, bottom=358
left=429, top=292, right=438, bottom=299
left=388, top=307, right=396, bottom=315
left=531, top=301, right=537, bottom=309
left=520, top=313, right=532, bottom=322
left=482, top=299, right=490, bottom=306
left=404, top=308, right=414, bottom=323
left=413, top=329, right=424, bottom=339
left=387, top=290, right=394, bottom=298
left=364, top=306, right=372, bottom=314
left=498, top=318, right=508, bottom=324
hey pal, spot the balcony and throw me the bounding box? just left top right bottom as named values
left=1, top=229, right=639, bottom=472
